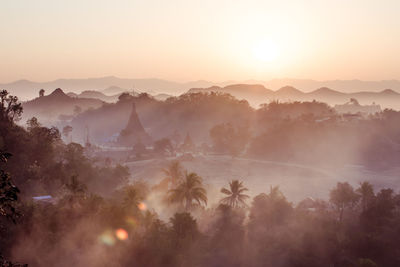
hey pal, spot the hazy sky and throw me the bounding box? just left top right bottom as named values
left=1, top=0, right=399, bottom=83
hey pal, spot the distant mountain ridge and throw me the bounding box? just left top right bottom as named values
left=66, top=89, right=173, bottom=103
left=187, top=84, right=400, bottom=109
left=2, top=76, right=400, bottom=101
left=67, top=90, right=122, bottom=102
left=0, top=76, right=217, bottom=100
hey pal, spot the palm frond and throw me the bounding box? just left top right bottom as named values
left=221, top=188, right=232, bottom=195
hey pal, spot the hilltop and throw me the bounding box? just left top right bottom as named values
left=188, top=84, right=400, bottom=109
left=22, top=88, right=104, bottom=124
left=3, top=76, right=400, bottom=101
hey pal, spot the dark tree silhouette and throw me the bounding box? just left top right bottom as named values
left=330, top=182, right=360, bottom=223
left=0, top=90, right=23, bottom=122
left=168, top=172, right=207, bottom=211
left=356, top=182, right=375, bottom=212
left=170, top=212, right=199, bottom=247
left=220, top=180, right=250, bottom=208
left=0, top=151, right=19, bottom=222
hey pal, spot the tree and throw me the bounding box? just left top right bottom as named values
left=330, top=182, right=360, bottom=223
left=168, top=172, right=207, bottom=211
left=170, top=212, right=199, bottom=247
left=247, top=186, right=294, bottom=266
left=162, top=160, right=184, bottom=188
left=208, top=204, right=246, bottom=266
left=0, top=151, right=26, bottom=267
left=0, top=151, right=20, bottom=222
left=154, top=138, right=173, bottom=155
left=26, top=117, right=40, bottom=130
left=210, top=123, right=250, bottom=156
left=0, top=255, right=27, bottom=267
left=249, top=186, right=293, bottom=228
left=39, top=89, right=45, bottom=97
left=356, top=182, right=375, bottom=212
left=64, top=175, right=87, bottom=204
left=118, top=92, right=133, bottom=102
left=220, top=180, right=250, bottom=208
left=0, top=90, right=23, bottom=122
left=122, top=185, right=143, bottom=212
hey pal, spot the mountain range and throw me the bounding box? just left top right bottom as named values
left=2, top=76, right=400, bottom=101
left=0, top=76, right=214, bottom=100
left=188, top=85, right=400, bottom=109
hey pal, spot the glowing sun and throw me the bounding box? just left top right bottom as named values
left=252, top=40, right=280, bottom=62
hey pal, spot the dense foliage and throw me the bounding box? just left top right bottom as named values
left=2, top=90, right=400, bottom=266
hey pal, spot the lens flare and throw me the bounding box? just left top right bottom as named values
left=115, top=228, right=128, bottom=241
left=99, top=230, right=115, bottom=246
left=138, top=202, right=147, bottom=211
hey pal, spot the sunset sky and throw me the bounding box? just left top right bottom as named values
left=1, top=0, right=399, bottom=83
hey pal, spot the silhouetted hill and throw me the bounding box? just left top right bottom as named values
left=187, top=84, right=400, bottom=109
left=4, top=76, right=400, bottom=102
left=0, top=76, right=217, bottom=100
left=22, top=88, right=104, bottom=124
left=188, top=84, right=274, bottom=106
left=67, top=92, right=78, bottom=98
left=67, top=89, right=173, bottom=103
left=153, top=93, right=173, bottom=101
left=274, top=86, right=305, bottom=100
left=102, top=86, right=129, bottom=95
left=67, top=90, right=122, bottom=102
left=309, top=87, right=344, bottom=97
left=265, top=78, right=400, bottom=93
left=380, top=89, right=399, bottom=95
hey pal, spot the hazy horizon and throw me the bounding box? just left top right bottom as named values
left=1, top=0, right=400, bottom=84
left=4, top=75, right=400, bottom=85
left=2, top=2, right=400, bottom=266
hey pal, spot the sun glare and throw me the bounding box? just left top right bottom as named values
left=115, top=228, right=128, bottom=241
left=252, top=40, right=280, bottom=63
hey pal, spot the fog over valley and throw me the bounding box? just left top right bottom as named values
left=2, top=0, right=400, bottom=266
left=2, top=81, right=400, bottom=266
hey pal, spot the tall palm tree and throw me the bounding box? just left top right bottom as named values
left=122, top=185, right=143, bottom=212
left=162, top=160, right=183, bottom=188
left=168, top=172, right=207, bottom=211
left=220, top=180, right=249, bottom=208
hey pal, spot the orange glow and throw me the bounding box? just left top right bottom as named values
left=138, top=202, right=147, bottom=211
left=115, top=228, right=128, bottom=241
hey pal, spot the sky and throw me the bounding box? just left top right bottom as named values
left=1, top=0, right=399, bottom=83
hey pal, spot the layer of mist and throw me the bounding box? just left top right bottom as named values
left=1, top=88, right=400, bottom=266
